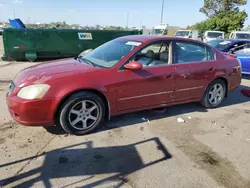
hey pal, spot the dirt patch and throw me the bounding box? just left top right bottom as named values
left=7, top=133, right=15, bottom=139
left=0, top=80, right=11, bottom=84
left=0, top=121, right=18, bottom=132
left=0, top=138, right=5, bottom=144
left=19, top=144, right=29, bottom=149
left=0, top=63, right=14, bottom=68
left=150, top=117, right=250, bottom=188
left=198, top=152, right=219, bottom=165
left=244, top=110, right=250, bottom=114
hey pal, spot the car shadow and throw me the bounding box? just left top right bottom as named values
left=46, top=83, right=250, bottom=135
left=0, top=138, right=172, bottom=188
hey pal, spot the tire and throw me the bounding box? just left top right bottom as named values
left=58, top=91, right=105, bottom=135
left=201, top=79, right=226, bottom=108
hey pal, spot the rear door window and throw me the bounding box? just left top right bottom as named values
left=173, top=41, right=215, bottom=64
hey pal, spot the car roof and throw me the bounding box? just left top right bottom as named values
left=119, top=35, right=197, bottom=43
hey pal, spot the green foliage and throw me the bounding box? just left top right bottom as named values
left=190, top=0, right=248, bottom=35
left=103, top=26, right=125, bottom=30
left=200, top=0, right=247, bottom=17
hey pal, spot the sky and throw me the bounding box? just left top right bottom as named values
left=0, top=0, right=249, bottom=28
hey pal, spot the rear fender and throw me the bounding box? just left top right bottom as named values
left=203, top=74, right=228, bottom=98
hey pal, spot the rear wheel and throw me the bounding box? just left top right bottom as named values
left=58, top=91, right=105, bottom=135
left=201, top=79, right=226, bottom=108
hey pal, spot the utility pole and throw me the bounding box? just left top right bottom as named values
left=161, top=0, right=164, bottom=24
left=126, top=12, right=129, bottom=29
left=13, top=10, right=16, bottom=19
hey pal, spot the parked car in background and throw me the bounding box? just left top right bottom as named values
left=229, top=43, right=250, bottom=75
left=151, top=24, right=168, bottom=35
left=229, top=31, right=250, bottom=40
left=198, top=33, right=204, bottom=42
left=206, top=39, right=250, bottom=75
left=203, top=31, right=225, bottom=42
left=6, top=36, right=241, bottom=135
left=174, top=30, right=199, bottom=40
left=206, top=39, right=250, bottom=52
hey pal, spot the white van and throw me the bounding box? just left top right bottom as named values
left=229, top=31, right=250, bottom=40
left=174, top=30, right=199, bottom=40
left=203, top=31, right=224, bottom=42
left=151, top=24, right=168, bottom=35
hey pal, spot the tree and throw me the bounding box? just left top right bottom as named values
left=200, top=0, right=247, bottom=17
left=190, top=0, right=248, bottom=35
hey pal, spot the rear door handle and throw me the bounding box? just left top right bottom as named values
left=164, top=74, right=174, bottom=79
left=209, top=67, right=215, bottom=72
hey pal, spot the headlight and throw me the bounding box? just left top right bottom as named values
left=17, top=84, right=50, bottom=100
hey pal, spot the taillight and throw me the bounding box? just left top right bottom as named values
left=229, top=54, right=237, bottom=58
left=223, top=52, right=237, bottom=58
left=237, top=59, right=242, bottom=71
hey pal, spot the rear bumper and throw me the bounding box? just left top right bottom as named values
left=6, top=96, right=56, bottom=126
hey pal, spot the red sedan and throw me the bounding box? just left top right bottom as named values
left=6, top=36, right=241, bottom=135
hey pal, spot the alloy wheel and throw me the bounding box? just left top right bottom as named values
left=208, top=83, right=224, bottom=105
left=68, top=100, right=99, bottom=130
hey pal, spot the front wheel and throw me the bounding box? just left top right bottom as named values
left=201, top=79, right=226, bottom=108
left=58, top=91, right=105, bottom=135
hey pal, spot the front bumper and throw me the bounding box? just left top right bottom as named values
left=6, top=95, right=56, bottom=126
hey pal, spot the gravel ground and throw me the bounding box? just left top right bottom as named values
left=0, top=37, right=250, bottom=187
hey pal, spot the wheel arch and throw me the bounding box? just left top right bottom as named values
left=54, top=88, right=110, bottom=124
left=205, top=77, right=228, bottom=97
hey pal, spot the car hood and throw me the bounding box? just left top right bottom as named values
left=14, top=58, right=101, bottom=87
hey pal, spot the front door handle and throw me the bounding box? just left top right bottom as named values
left=145, top=73, right=174, bottom=80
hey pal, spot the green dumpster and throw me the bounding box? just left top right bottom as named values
left=2, top=28, right=142, bottom=61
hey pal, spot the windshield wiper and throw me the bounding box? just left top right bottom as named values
left=77, top=56, right=96, bottom=67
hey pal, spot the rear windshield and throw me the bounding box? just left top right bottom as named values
left=175, top=31, right=190, bottom=37
left=152, top=29, right=165, bottom=35
left=235, top=33, right=250, bottom=39
left=207, top=32, right=223, bottom=38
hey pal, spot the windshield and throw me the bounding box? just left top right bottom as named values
left=83, top=39, right=142, bottom=68
left=207, top=32, right=223, bottom=38
left=206, top=40, right=232, bottom=51
left=235, top=33, right=250, bottom=39
left=174, top=31, right=190, bottom=37
left=152, top=29, right=164, bottom=35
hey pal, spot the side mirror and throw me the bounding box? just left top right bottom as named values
left=124, top=61, right=143, bottom=70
